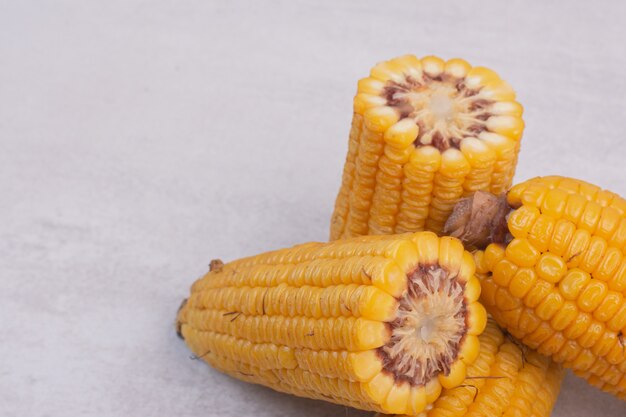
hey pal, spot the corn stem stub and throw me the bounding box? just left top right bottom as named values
left=374, top=319, right=564, bottom=417
left=444, top=175, right=626, bottom=400
left=331, top=55, right=524, bottom=241
left=176, top=232, right=487, bottom=414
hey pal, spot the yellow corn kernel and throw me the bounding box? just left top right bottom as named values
left=384, top=119, right=419, bottom=148
left=524, top=322, right=553, bottom=347
left=541, top=189, right=569, bottom=218
left=421, top=55, right=445, bottom=77
left=577, top=321, right=605, bottom=349
left=548, top=219, right=576, bottom=256
left=535, top=253, right=567, bottom=284
left=438, top=236, right=465, bottom=276
left=507, top=205, right=540, bottom=239
left=610, top=217, right=626, bottom=248
left=365, top=372, right=395, bottom=405
left=495, top=287, right=522, bottom=311
left=527, top=214, right=555, bottom=253
left=438, top=360, right=466, bottom=389
left=607, top=303, right=626, bottom=332
left=550, top=301, right=578, bottom=331
left=535, top=292, right=564, bottom=321
left=445, top=58, right=471, bottom=78
left=563, top=312, right=592, bottom=340
left=577, top=280, right=609, bottom=313
left=508, top=268, right=537, bottom=298
left=467, top=303, right=488, bottom=335
left=465, top=276, right=481, bottom=303
left=407, top=386, right=427, bottom=415
left=483, top=243, right=506, bottom=272
left=459, top=334, right=480, bottom=365
left=384, top=382, right=412, bottom=414
left=579, top=236, right=608, bottom=273
left=564, top=193, right=589, bottom=225
left=505, top=239, right=540, bottom=268
left=610, top=261, right=626, bottom=292
left=579, top=201, right=603, bottom=234
left=593, top=247, right=622, bottom=283
left=357, top=77, right=385, bottom=95
left=492, top=259, right=519, bottom=288
left=559, top=269, right=590, bottom=300
left=592, top=291, right=622, bottom=322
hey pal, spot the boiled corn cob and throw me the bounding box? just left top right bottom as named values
left=375, top=318, right=564, bottom=417
left=330, top=55, right=524, bottom=240
left=176, top=232, right=487, bottom=415
left=444, top=175, right=626, bottom=400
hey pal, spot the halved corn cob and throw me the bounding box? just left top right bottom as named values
left=330, top=55, right=524, bottom=240
left=176, top=232, right=487, bottom=415
left=375, top=318, right=564, bottom=417
left=444, top=175, right=626, bottom=400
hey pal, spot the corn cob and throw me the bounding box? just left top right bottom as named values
left=176, top=232, right=487, bottom=415
left=330, top=55, right=524, bottom=240
left=374, top=318, right=564, bottom=417
left=444, top=175, right=626, bottom=400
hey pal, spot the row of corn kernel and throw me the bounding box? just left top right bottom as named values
left=509, top=176, right=626, bottom=214
left=396, top=147, right=439, bottom=233
left=198, top=346, right=382, bottom=411
left=195, top=256, right=377, bottom=291
left=506, top=201, right=625, bottom=261
left=461, top=138, right=498, bottom=197
left=271, top=366, right=373, bottom=405
left=331, top=114, right=365, bottom=238
left=368, top=151, right=405, bottom=235
left=182, top=317, right=389, bottom=387
left=189, top=283, right=395, bottom=321
left=184, top=309, right=386, bottom=351
left=484, top=131, right=520, bottom=195
left=224, top=234, right=405, bottom=269
left=344, top=126, right=386, bottom=238
left=183, top=326, right=297, bottom=370
left=425, top=149, right=472, bottom=233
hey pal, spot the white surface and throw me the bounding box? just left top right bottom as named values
left=1, top=1, right=625, bottom=416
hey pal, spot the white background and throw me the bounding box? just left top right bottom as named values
left=1, top=1, right=625, bottom=416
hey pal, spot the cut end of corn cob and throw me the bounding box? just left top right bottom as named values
left=331, top=54, right=524, bottom=240
left=379, top=61, right=520, bottom=151
left=379, top=264, right=469, bottom=387
left=176, top=232, right=487, bottom=414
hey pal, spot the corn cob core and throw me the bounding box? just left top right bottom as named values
left=382, top=265, right=467, bottom=386
left=445, top=176, right=626, bottom=400
left=176, top=232, right=487, bottom=415
left=383, top=71, right=494, bottom=151
left=375, top=319, right=564, bottom=417
left=330, top=54, right=524, bottom=241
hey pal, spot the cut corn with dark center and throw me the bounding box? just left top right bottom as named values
left=331, top=55, right=524, bottom=240
left=176, top=232, right=487, bottom=415
left=381, top=265, right=467, bottom=386
left=382, top=74, right=493, bottom=151
left=446, top=175, right=626, bottom=401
